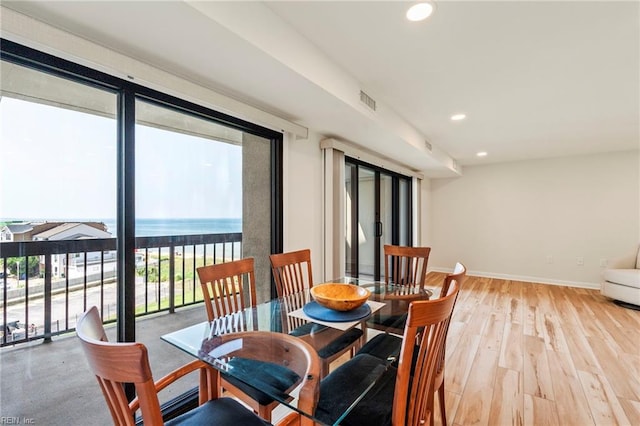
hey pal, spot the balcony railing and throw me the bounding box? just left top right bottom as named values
left=0, top=233, right=242, bottom=346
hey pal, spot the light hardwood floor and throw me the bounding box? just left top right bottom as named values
left=416, top=272, right=640, bottom=426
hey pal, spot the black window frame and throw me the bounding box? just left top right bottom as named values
left=0, top=38, right=284, bottom=343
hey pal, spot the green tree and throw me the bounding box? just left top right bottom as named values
left=6, top=257, right=39, bottom=277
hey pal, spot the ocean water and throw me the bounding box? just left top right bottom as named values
left=102, top=218, right=241, bottom=237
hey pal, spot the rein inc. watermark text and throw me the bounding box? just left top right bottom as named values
left=0, top=418, right=35, bottom=424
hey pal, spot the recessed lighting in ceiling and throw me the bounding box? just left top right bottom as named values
left=406, top=3, right=434, bottom=22
left=477, top=151, right=488, bottom=157
left=450, top=113, right=466, bottom=121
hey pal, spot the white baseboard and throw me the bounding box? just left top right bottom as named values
left=428, top=267, right=600, bottom=290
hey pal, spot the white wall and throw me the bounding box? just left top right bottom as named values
left=429, top=150, right=640, bottom=288
left=419, top=178, right=432, bottom=247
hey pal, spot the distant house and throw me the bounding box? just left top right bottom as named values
left=1, top=223, right=41, bottom=242
left=31, top=222, right=111, bottom=241
left=0, top=221, right=109, bottom=242
left=2, top=221, right=114, bottom=278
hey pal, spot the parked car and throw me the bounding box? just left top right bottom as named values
left=5, top=321, right=26, bottom=341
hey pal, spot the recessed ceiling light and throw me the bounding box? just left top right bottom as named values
left=477, top=151, right=488, bottom=157
left=406, top=3, right=434, bottom=22
left=450, top=113, right=466, bottom=121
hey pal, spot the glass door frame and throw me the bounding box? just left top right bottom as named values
left=345, top=157, right=413, bottom=281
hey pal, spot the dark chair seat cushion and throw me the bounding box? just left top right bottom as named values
left=166, top=397, right=272, bottom=426
left=288, top=321, right=329, bottom=337
left=289, top=323, right=363, bottom=360
left=359, top=333, right=421, bottom=376
left=315, top=353, right=396, bottom=426
left=317, top=327, right=363, bottom=359
left=368, top=312, right=408, bottom=331
left=222, top=357, right=300, bottom=405
left=357, top=333, right=402, bottom=362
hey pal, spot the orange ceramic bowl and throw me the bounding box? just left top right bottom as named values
left=310, top=283, right=371, bottom=312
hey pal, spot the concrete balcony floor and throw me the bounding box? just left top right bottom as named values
left=1, top=304, right=207, bottom=425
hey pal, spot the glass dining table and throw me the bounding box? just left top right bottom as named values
left=161, top=277, right=432, bottom=425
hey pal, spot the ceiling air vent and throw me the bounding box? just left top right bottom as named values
left=424, top=140, right=432, bottom=152
left=359, top=90, right=377, bottom=111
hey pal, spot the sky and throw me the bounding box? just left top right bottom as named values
left=0, top=97, right=242, bottom=221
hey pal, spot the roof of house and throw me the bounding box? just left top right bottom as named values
left=32, top=223, right=111, bottom=240
left=2, top=224, right=33, bottom=234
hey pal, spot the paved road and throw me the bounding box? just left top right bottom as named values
left=2, top=276, right=183, bottom=340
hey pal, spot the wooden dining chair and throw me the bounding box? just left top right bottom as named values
left=76, top=306, right=270, bottom=426
left=197, top=257, right=258, bottom=321
left=384, top=244, right=431, bottom=287
left=269, top=249, right=313, bottom=296
left=197, top=258, right=297, bottom=422
left=367, top=245, right=432, bottom=331
left=269, top=249, right=364, bottom=377
left=314, top=279, right=461, bottom=426
left=356, top=262, right=467, bottom=426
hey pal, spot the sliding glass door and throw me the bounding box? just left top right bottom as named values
left=345, top=158, right=412, bottom=280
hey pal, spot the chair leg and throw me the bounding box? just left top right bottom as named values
left=357, top=332, right=365, bottom=351
left=321, top=359, right=330, bottom=378
left=258, top=404, right=272, bottom=422
left=429, top=395, right=435, bottom=426
left=438, top=383, right=447, bottom=426
left=351, top=345, right=358, bottom=357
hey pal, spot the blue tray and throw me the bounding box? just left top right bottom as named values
left=303, top=301, right=371, bottom=322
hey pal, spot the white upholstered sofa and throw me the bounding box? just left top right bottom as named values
left=601, top=244, right=640, bottom=308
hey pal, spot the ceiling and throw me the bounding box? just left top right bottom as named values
left=2, top=1, right=639, bottom=175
